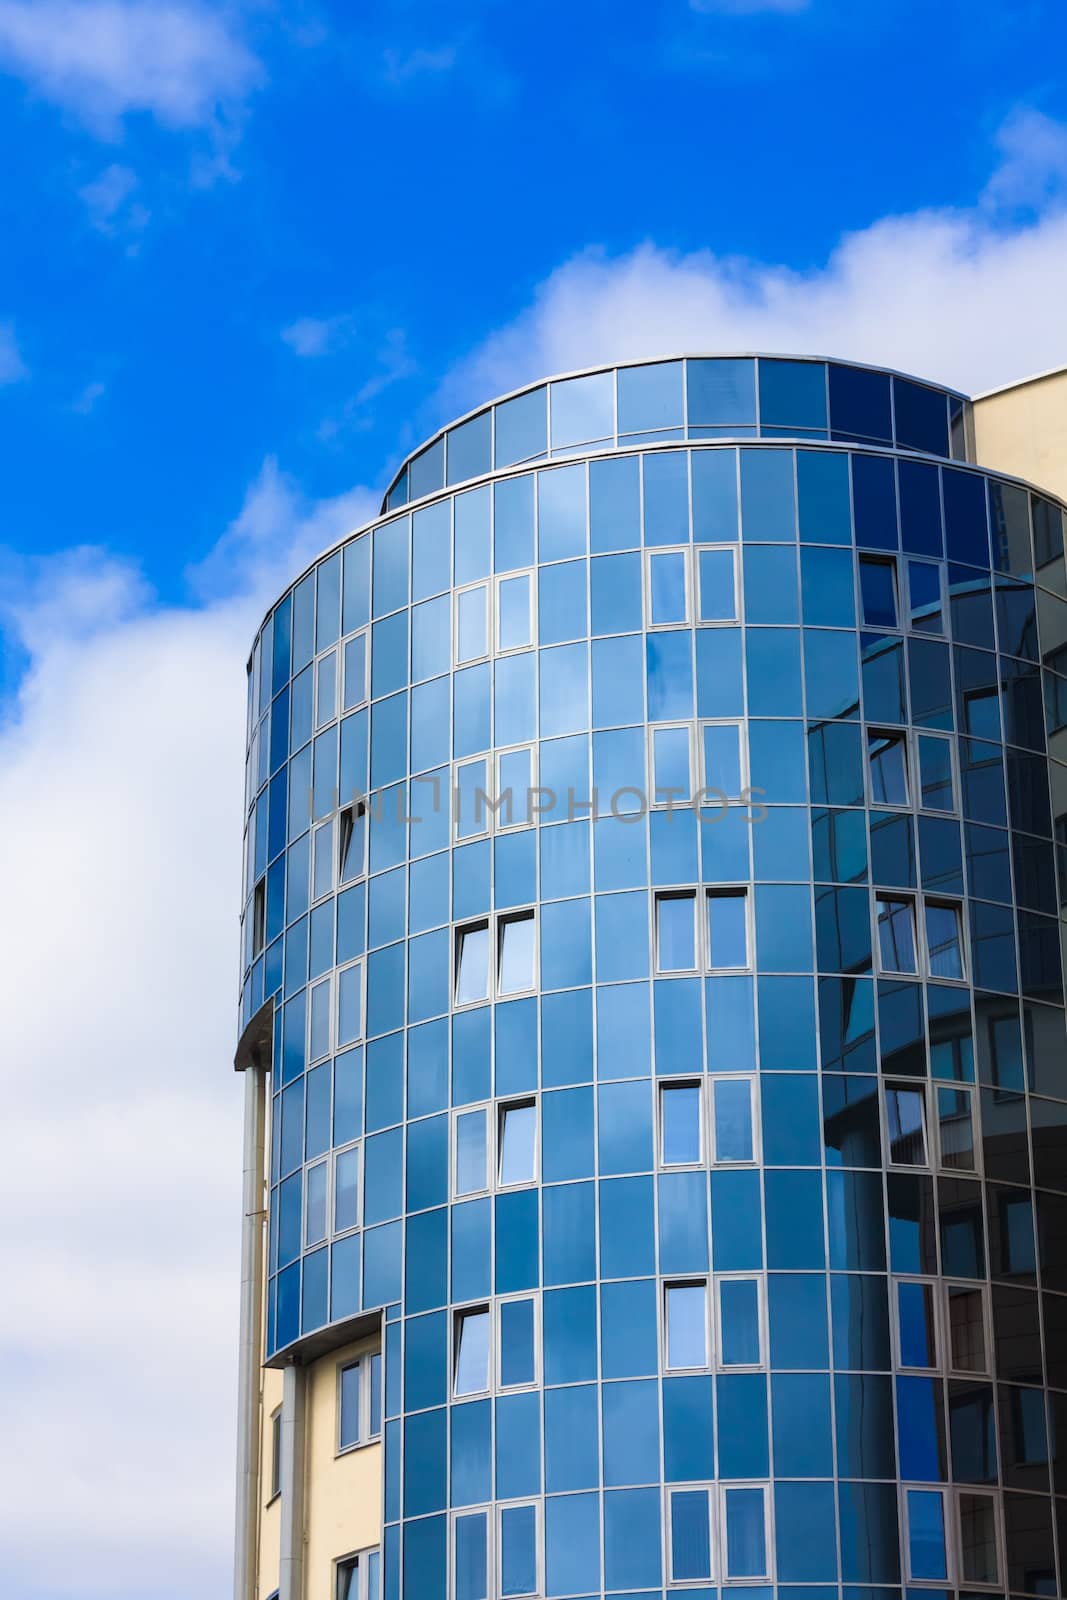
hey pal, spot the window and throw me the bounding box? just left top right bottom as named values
left=696, top=545, right=737, bottom=623
left=669, top=1487, right=714, bottom=1583
left=343, top=631, right=368, bottom=709
left=700, top=721, right=744, bottom=801
left=336, top=961, right=363, bottom=1046
left=876, top=894, right=917, bottom=974
left=498, top=912, right=536, bottom=994
left=925, top=899, right=964, bottom=980
left=647, top=548, right=690, bottom=626
left=454, top=1306, right=491, bottom=1396
left=867, top=730, right=909, bottom=805
left=895, top=1279, right=938, bottom=1370
left=946, top=1282, right=988, bottom=1374
left=706, top=890, right=749, bottom=969
left=313, top=818, right=335, bottom=899
left=907, top=559, right=943, bottom=634
left=338, top=802, right=367, bottom=884
left=338, top=1350, right=382, bottom=1450
left=498, top=1100, right=537, bottom=1186
left=917, top=733, right=955, bottom=812
left=455, top=912, right=537, bottom=1004
left=656, top=892, right=697, bottom=972
left=456, top=583, right=489, bottom=664
left=711, top=1077, right=756, bottom=1163
left=660, top=1081, right=702, bottom=1166
left=316, top=649, right=338, bottom=728
left=722, top=1485, right=769, bottom=1580
left=498, top=1296, right=537, bottom=1388
left=957, top=1490, right=1001, bottom=1586
left=305, top=1160, right=328, bottom=1246
left=334, top=1145, right=360, bottom=1232
left=499, top=1502, right=538, bottom=1598
left=667, top=1484, right=770, bottom=1585
left=309, top=976, right=332, bottom=1061
left=886, top=1082, right=928, bottom=1166
left=336, top=1549, right=381, bottom=1600
left=936, top=1084, right=977, bottom=1171
left=456, top=758, right=489, bottom=841
left=652, top=724, right=693, bottom=806
left=454, top=1510, right=490, bottom=1600
left=716, top=1277, right=763, bottom=1368
left=859, top=554, right=898, bottom=628
left=454, top=1106, right=489, bottom=1196
left=496, top=745, right=536, bottom=829
left=665, top=1281, right=709, bottom=1370
left=905, top=1487, right=948, bottom=1583
left=269, top=1406, right=282, bottom=1500
left=252, top=878, right=266, bottom=959
left=496, top=571, right=533, bottom=652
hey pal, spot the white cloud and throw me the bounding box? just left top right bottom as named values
left=72, top=379, right=107, bottom=413
left=982, top=106, right=1067, bottom=212
left=79, top=161, right=150, bottom=238
left=280, top=313, right=356, bottom=359
left=0, top=469, right=374, bottom=1597
left=0, top=1, right=262, bottom=135
left=0, top=320, right=26, bottom=384
left=381, top=44, right=457, bottom=86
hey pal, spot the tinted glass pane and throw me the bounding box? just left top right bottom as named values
left=869, top=733, right=908, bottom=804
left=500, top=1104, right=536, bottom=1184
left=649, top=550, right=688, bottom=623
left=860, top=558, right=898, bottom=627
left=724, top=1486, right=767, bottom=1578
left=666, top=1283, right=707, bottom=1367
left=499, top=917, right=535, bottom=995
left=707, top=892, right=748, bottom=967
left=714, top=1079, right=754, bottom=1161
left=499, top=1297, right=535, bottom=1386
left=498, top=573, right=531, bottom=650
left=456, top=1108, right=487, bottom=1195
left=697, top=547, right=735, bottom=620
left=662, top=1084, right=701, bottom=1164
left=907, top=1488, right=947, bottom=1581
left=500, top=1503, right=537, bottom=1596
left=457, top=925, right=490, bottom=1002
left=618, top=360, right=683, bottom=433
left=897, top=1279, right=937, bottom=1367
left=455, top=1309, right=489, bottom=1394
left=886, top=1085, right=927, bottom=1164
left=702, top=723, right=742, bottom=798
left=719, top=1277, right=761, bottom=1365
left=658, top=894, right=696, bottom=970
left=495, top=389, right=547, bottom=468
left=877, top=897, right=916, bottom=973
left=671, top=1490, right=712, bottom=1580
left=925, top=902, right=963, bottom=980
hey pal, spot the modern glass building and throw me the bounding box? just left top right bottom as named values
left=233, top=355, right=1067, bottom=1600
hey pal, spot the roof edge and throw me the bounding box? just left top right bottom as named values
left=972, top=363, right=1067, bottom=402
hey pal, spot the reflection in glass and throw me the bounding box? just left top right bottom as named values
left=918, top=734, right=954, bottom=811
left=713, top=1078, right=754, bottom=1162
left=707, top=890, right=748, bottom=968
left=653, top=725, right=691, bottom=802
left=334, top=1147, right=358, bottom=1231
left=670, top=1489, right=712, bottom=1581
left=937, top=1085, right=975, bottom=1170
left=500, top=1502, right=537, bottom=1597
left=908, top=558, right=943, bottom=632
left=649, top=550, right=688, bottom=624
left=724, top=1485, right=767, bottom=1578
left=661, top=1083, right=701, bottom=1165
left=896, top=1279, right=937, bottom=1368
left=499, top=914, right=535, bottom=994
left=454, top=1307, right=490, bottom=1395
left=877, top=895, right=917, bottom=973
left=497, top=573, right=531, bottom=650
left=925, top=900, right=964, bottom=980
left=906, top=1487, right=947, bottom=1581
left=948, top=1284, right=987, bottom=1372
left=702, top=721, right=743, bottom=799
left=457, top=585, right=488, bottom=662
left=868, top=732, right=909, bottom=805
left=666, top=1282, right=707, bottom=1368
left=456, top=1108, right=487, bottom=1195
left=550, top=371, right=613, bottom=448
left=886, top=1083, right=928, bottom=1165
left=697, top=546, right=736, bottom=621
left=860, top=555, right=899, bottom=628
left=959, top=1491, right=999, bottom=1585
left=719, top=1277, right=761, bottom=1366
left=456, top=923, right=490, bottom=1003
left=657, top=893, right=696, bottom=971
left=499, top=1102, right=536, bottom=1185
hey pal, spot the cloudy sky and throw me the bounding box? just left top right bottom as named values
left=0, top=1, right=1066, bottom=1596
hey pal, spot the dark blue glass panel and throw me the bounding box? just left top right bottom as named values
left=740, top=448, right=796, bottom=540
left=402, top=1511, right=445, bottom=1600
left=402, top=1406, right=446, bottom=1514
left=829, top=362, right=892, bottom=444
left=543, top=1284, right=597, bottom=1383
left=772, top=1371, right=833, bottom=1475
left=658, top=1170, right=709, bottom=1274
left=894, top=377, right=949, bottom=457
left=768, top=1273, right=828, bottom=1367
left=603, top=1378, right=660, bottom=1486
left=405, top=1206, right=447, bottom=1313
left=404, top=1309, right=447, bottom=1411
left=716, top=1372, right=769, bottom=1476
left=451, top=1197, right=490, bottom=1303
left=545, top=1493, right=600, bottom=1598
left=589, top=454, right=640, bottom=554
left=943, top=469, right=991, bottom=567
left=765, top=1169, right=824, bottom=1268
left=838, top=1480, right=900, bottom=1584
left=759, top=358, right=826, bottom=430
left=542, top=1086, right=594, bottom=1181
left=451, top=1398, right=491, bottom=1507
left=774, top=1481, right=839, bottom=1582
left=495, top=1389, right=541, bottom=1499
left=597, top=1081, right=653, bottom=1175
left=691, top=447, right=740, bottom=540
left=711, top=1170, right=763, bottom=1269
left=495, top=1188, right=539, bottom=1293
left=604, top=1488, right=661, bottom=1589
left=542, top=1181, right=595, bottom=1285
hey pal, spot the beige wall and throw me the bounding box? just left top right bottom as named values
left=973, top=368, right=1067, bottom=502
left=304, top=1336, right=383, bottom=1594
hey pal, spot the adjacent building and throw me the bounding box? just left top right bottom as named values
left=234, top=355, right=1067, bottom=1600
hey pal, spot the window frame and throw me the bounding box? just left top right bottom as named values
left=953, top=1485, right=1004, bottom=1590
left=666, top=1481, right=774, bottom=1587
left=875, top=891, right=919, bottom=975
left=653, top=886, right=753, bottom=974
left=304, top=1157, right=329, bottom=1248
left=658, top=1077, right=704, bottom=1169
left=334, top=1545, right=382, bottom=1600
left=932, top=1080, right=980, bottom=1175
left=923, top=895, right=967, bottom=984
left=866, top=727, right=910, bottom=808
left=335, top=956, right=366, bottom=1047
left=453, top=1303, right=492, bottom=1399
left=494, top=569, right=536, bottom=655
left=268, top=1405, right=282, bottom=1502
left=883, top=1078, right=930, bottom=1169
left=664, top=1278, right=713, bottom=1373
left=496, top=1497, right=542, bottom=1600
left=859, top=551, right=900, bottom=629
left=719, top=1481, right=773, bottom=1583
left=451, top=1506, right=493, bottom=1600
left=453, top=910, right=539, bottom=1007
left=645, top=544, right=693, bottom=629
left=252, top=877, right=266, bottom=958
left=336, top=1347, right=383, bottom=1455
left=666, top=1482, right=717, bottom=1586
left=332, top=1139, right=361, bottom=1235
left=915, top=729, right=958, bottom=815
left=655, top=889, right=699, bottom=974
left=496, top=1291, right=540, bottom=1392
left=709, top=1074, right=759, bottom=1166
left=312, top=815, right=337, bottom=902
left=705, top=886, right=752, bottom=972
left=337, top=800, right=368, bottom=885
left=714, top=1273, right=767, bottom=1371
left=893, top=1276, right=993, bottom=1377
left=698, top=718, right=747, bottom=805
left=452, top=1102, right=491, bottom=1199
left=454, top=579, right=491, bottom=666
left=902, top=1484, right=951, bottom=1586
left=496, top=909, right=538, bottom=997
left=497, top=1096, right=539, bottom=1189
left=342, top=627, right=369, bottom=710
left=695, top=542, right=739, bottom=626
left=493, top=743, right=539, bottom=832
left=315, top=645, right=339, bottom=729
left=649, top=721, right=696, bottom=811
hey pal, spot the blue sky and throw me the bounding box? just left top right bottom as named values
left=1, top=2, right=1066, bottom=1596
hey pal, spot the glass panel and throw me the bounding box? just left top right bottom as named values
left=925, top=901, right=963, bottom=980
left=550, top=371, right=613, bottom=448
left=897, top=1279, right=937, bottom=1368
left=314, top=821, right=335, bottom=900
left=907, top=1488, right=947, bottom=1581
left=724, top=1486, right=767, bottom=1579
left=339, top=806, right=366, bottom=884
left=877, top=896, right=917, bottom=973
left=918, top=735, right=954, bottom=811
left=499, top=747, right=533, bottom=826
left=886, top=1084, right=928, bottom=1165
left=649, top=550, right=688, bottom=624
left=337, top=1558, right=357, bottom=1600
left=455, top=1511, right=489, bottom=1600
left=455, top=1308, right=490, bottom=1395
left=498, top=573, right=531, bottom=650
left=343, top=633, right=367, bottom=708
left=947, top=1284, right=986, bottom=1372
left=707, top=892, right=748, bottom=968
left=499, top=915, right=535, bottom=994
left=719, top=1278, right=761, bottom=1365
left=316, top=651, right=337, bottom=728
left=334, top=1147, right=359, bottom=1230
left=339, top=1361, right=361, bottom=1447
left=713, top=1079, right=754, bottom=1162
left=868, top=732, right=909, bottom=805
left=860, top=557, right=898, bottom=627
left=653, top=726, right=691, bottom=802
left=457, top=586, right=488, bottom=662
left=500, top=1503, right=537, bottom=1597
left=658, top=894, right=696, bottom=971
left=495, top=388, right=547, bottom=468
left=702, top=723, right=743, bottom=799
left=456, top=760, right=488, bottom=841
left=499, top=1297, right=536, bottom=1387
left=499, top=1102, right=536, bottom=1184
left=369, top=1351, right=382, bottom=1435
left=618, top=359, right=684, bottom=434
left=959, top=1492, right=999, bottom=1585
left=937, top=1086, right=975, bottom=1170
left=908, top=559, right=943, bottom=633
left=662, top=1083, right=701, bottom=1164
left=306, top=1161, right=327, bottom=1245
left=666, top=1282, right=708, bottom=1368
left=698, top=547, right=736, bottom=621
left=456, top=924, right=490, bottom=1003
left=456, top=1108, right=488, bottom=1195
left=671, top=1489, right=713, bottom=1581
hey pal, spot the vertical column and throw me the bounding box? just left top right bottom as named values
left=234, top=1063, right=267, bottom=1600
left=279, top=1362, right=307, bottom=1600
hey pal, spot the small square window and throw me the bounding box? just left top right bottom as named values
left=656, top=891, right=697, bottom=972
left=498, top=1100, right=537, bottom=1186
left=886, top=1081, right=928, bottom=1166
left=711, top=1077, right=755, bottom=1163
left=455, top=921, right=491, bottom=1004
left=660, top=1081, right=702, bottom=1166
left=859, top=554, right=898, bottom=628
left=496, top=572, right=533, bottom=652
left=697, top=546, right=737, bottom=623
left=454, top=1307, right=491, bottom=1396
left=665, top=1281, right=709, bottom=1369
left=498, top=912, right=536, bottom=994
left=877, top=894, right=917, bottom=974
left=706, top=890, right=749, bottom=969
left=925, top=898, right=964, bottom=981
left=648, top=548, right=690, bottom=626
left=868, top=731, right=909, bottom=806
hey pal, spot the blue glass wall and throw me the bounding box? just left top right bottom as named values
left=241, top=359, right=1067, bottom=1600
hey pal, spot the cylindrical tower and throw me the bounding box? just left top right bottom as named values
left=235, top=355, right=1067, bottom=1600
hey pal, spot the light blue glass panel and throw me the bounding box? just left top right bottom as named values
left=538, top=464, right=587, bottom=561
left=411, top=500, right=451, bottom=600
left=550, top=371, right=613, bottom=447
left=593, top=726, right=645, bottom=817
left=494, top=474, right=535, bottom=571
left=545, top=1384, right=599, bottom=1490
left=697, top=546, right=736, bottom=621
left=743, top=544, right=798, bottom=624
left=540, top=643, right=588, bottom=738
left=740, top=448, right=796, bottom=540
left=605, top=1488, right=661, bottom=1589
left=589, top=454, right=640, bottom=553
left=495, top=388, right=547, bottom=468
left=500, top=1503, right=537, bottom=1598
left=539, top=559, right=587, bottom=644
left=647, top=630, right=693, bottom=719
left=447, top=410, right=492, bottom=486
left=746, top=628, right=802, bottom=716
left=692, top=448, right=740, bottom=540
left=596, top=982, right=651, bottom=1079
left=541, top=820, right=590, bottom=900
left=454, top=663, right=491, bottom=758
left=595, top=890, right=649, bottom=982
left=643, top=451, right=689, bottom=545
left=342, top=535, right=370, bottom=631
left=591, top=634, right=644, bottom=728
left=598, top=1174, right=655, bottom=1278
left=649, top=548, right=688, bottom=623
left=498, top=571, right=532, bottom=650
left=601, top=1278, right=659, bottom=1376
left=695, top=628, right=743, bottom=717
left=372, top=517, right=409, bottom=616
left=542, top=1087, right=594, bottom=1182
left=618, top=360, right=684, bottom=433
left=545, top=1493, right=601, bottom=1598
left=687, top=359, right=756, bottom=428
left=454, top=1510, right=488, bottom=1600
left=602, top=1379, right=660, bottom=1487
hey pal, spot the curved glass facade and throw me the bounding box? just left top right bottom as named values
left=241, top=358, right=1067, bottom=1600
